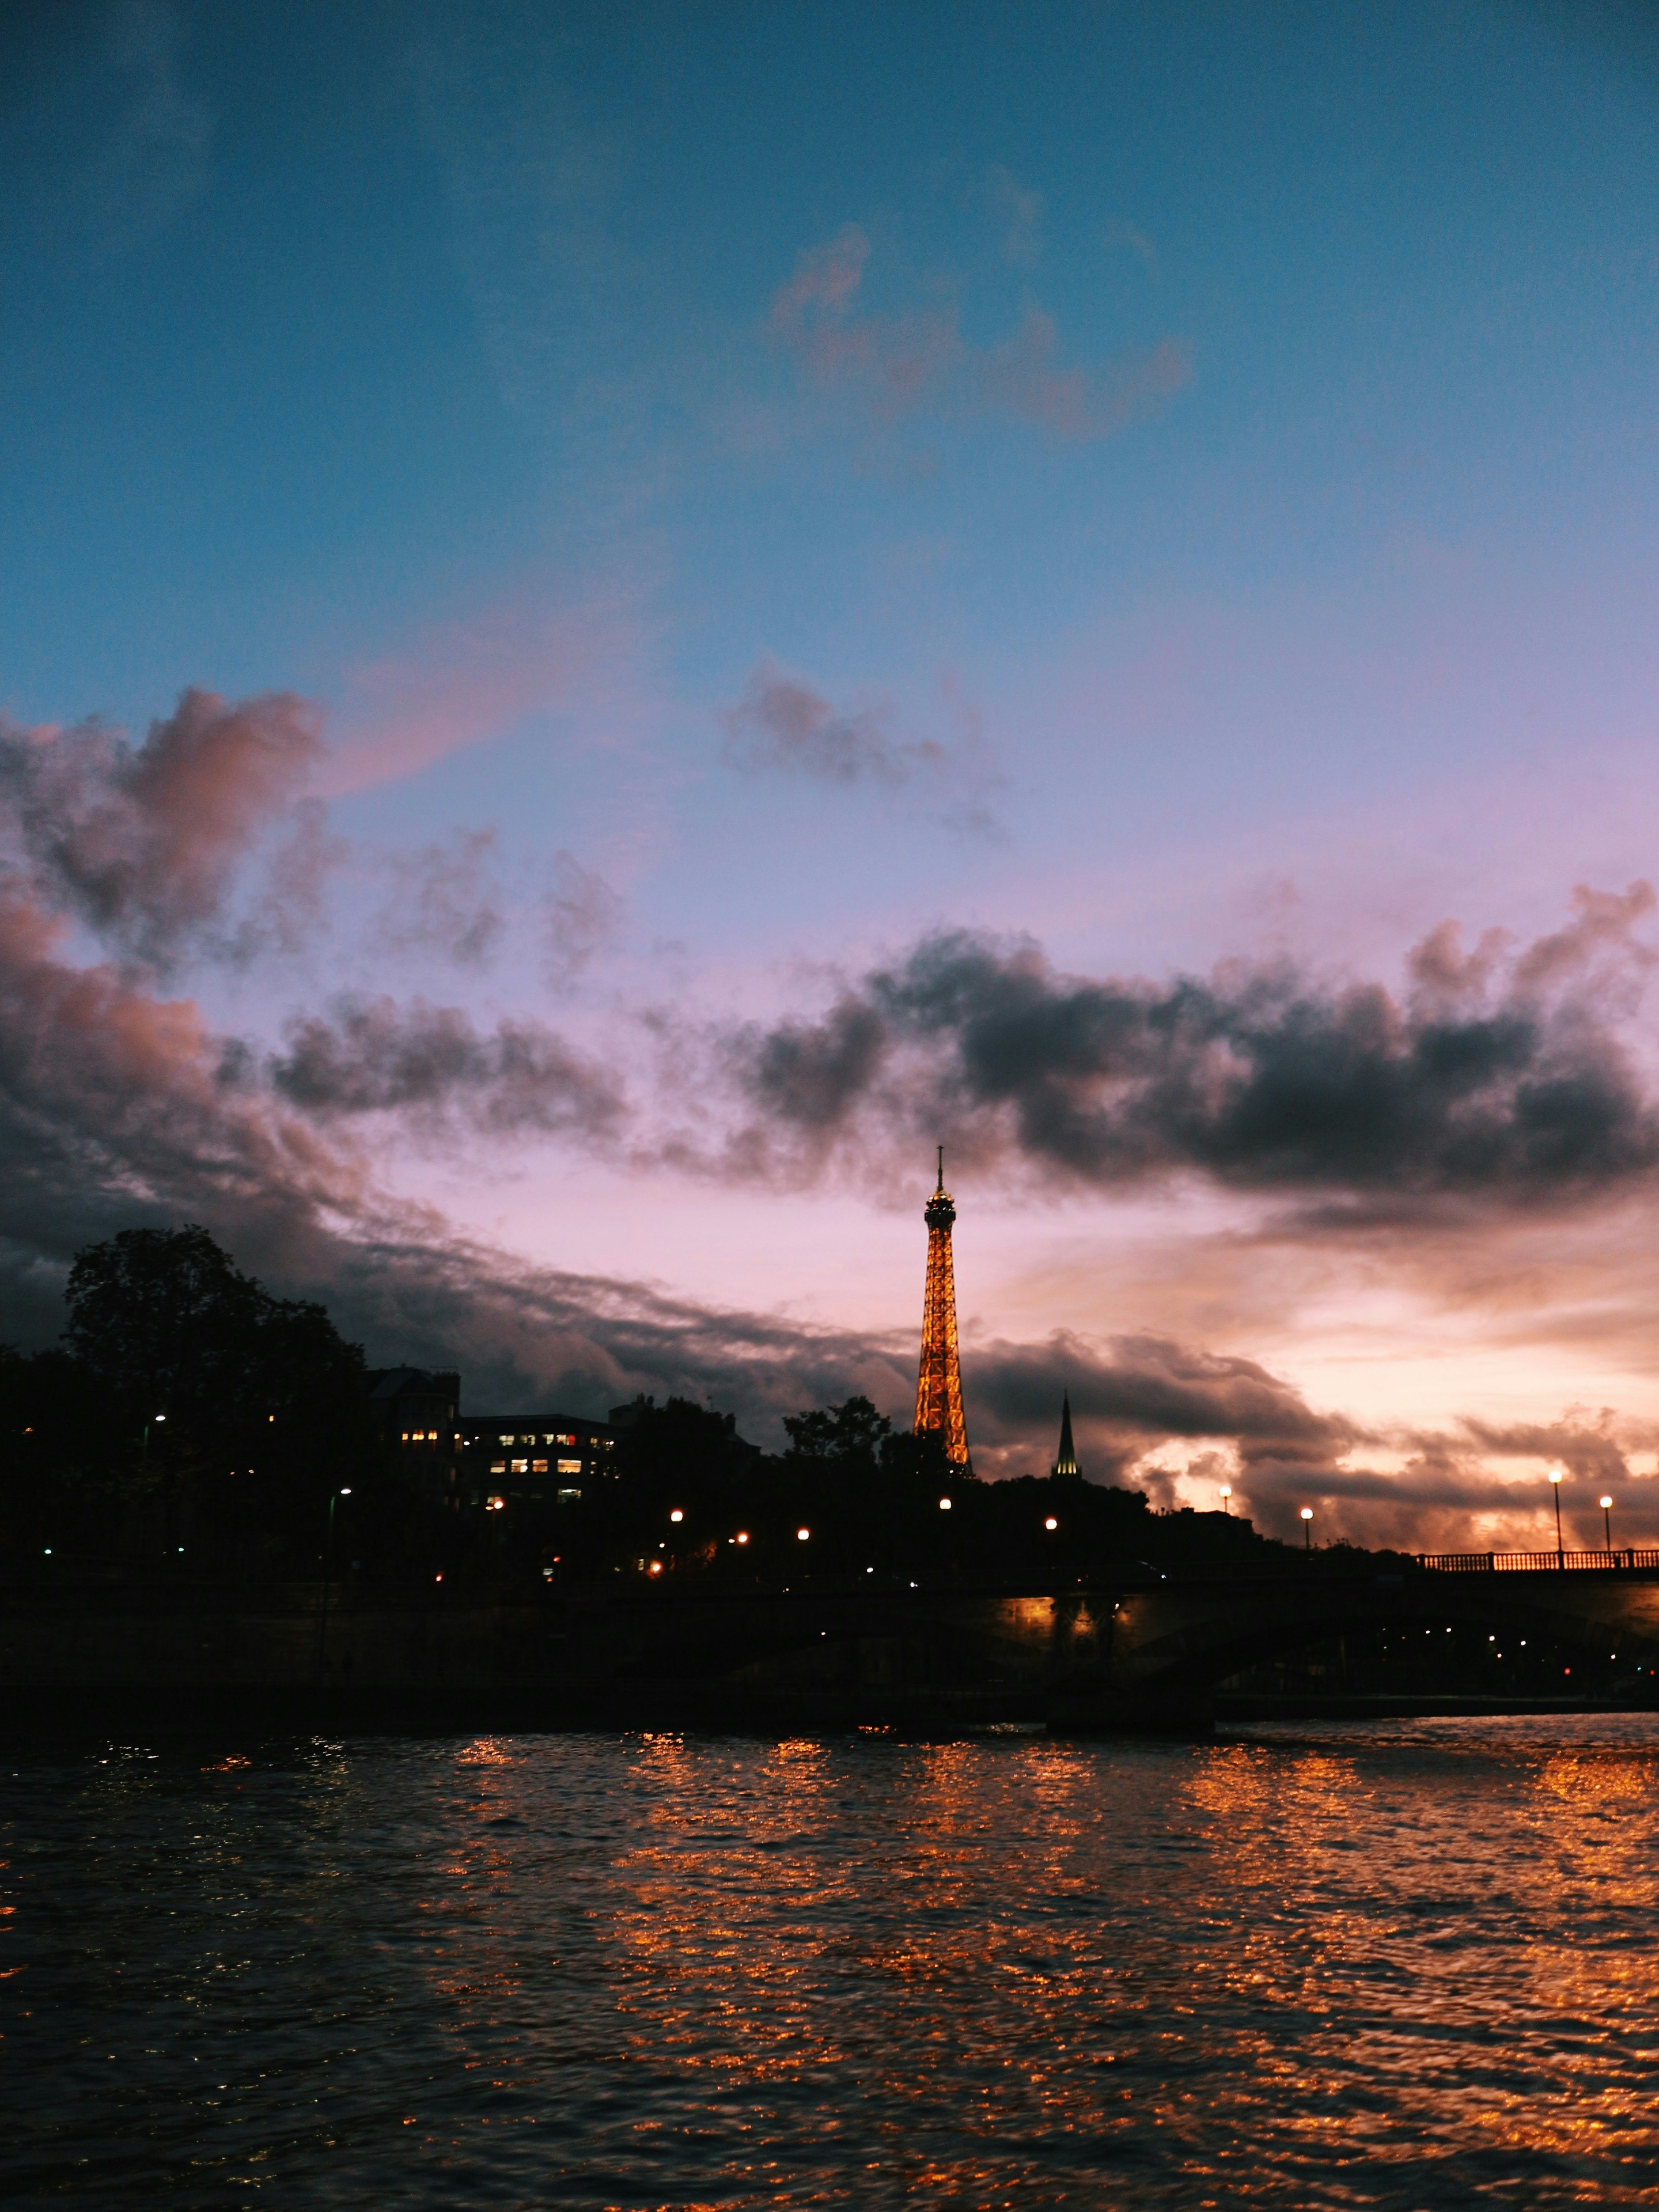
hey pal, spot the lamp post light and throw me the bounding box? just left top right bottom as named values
left=1301, top=1506, right=1314, bottom=1551
left=317, top=1487, right=353, bottom=1676
left=1600, top=1494, right=1613, bottom=1552
left=1548, top=1468, right=1564, bottom=1562
left=1219, top=1484, right=1233, bottom=1514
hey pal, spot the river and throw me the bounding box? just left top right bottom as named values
left=4, top=1715, right=1657, bottom=2207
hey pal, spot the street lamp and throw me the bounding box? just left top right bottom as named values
left=1548, top=1468, right=1564, bottom=1561
left=1600, top=1494, right=1613, bottom=1552
left=938, top=1497, right=952, bottom=1511
left=317, top=1487, right=352, bottom=1675
left=1044, top=1516, right=1059, bottom=1532
left=1301, top=1506, right=1314, bottom=1551
left=1219, top=1484, right=1233, bottom=1514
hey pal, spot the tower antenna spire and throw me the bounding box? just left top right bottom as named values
left=915, top=1149, right=971, bottom=1472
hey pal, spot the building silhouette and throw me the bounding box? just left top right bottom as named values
left=914, top=1147, right=971, bottom=1472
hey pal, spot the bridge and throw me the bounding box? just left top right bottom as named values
left=6, top=1556, right=1659, bottom=1732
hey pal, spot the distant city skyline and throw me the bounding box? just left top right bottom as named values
left=5, top=1, right=1659, bottom=1550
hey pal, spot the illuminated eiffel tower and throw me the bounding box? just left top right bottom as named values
left=914, top=1147, right=971, bottom=1472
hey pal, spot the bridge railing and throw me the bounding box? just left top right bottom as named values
left=1412, top=1548, right=1659, bottom=1573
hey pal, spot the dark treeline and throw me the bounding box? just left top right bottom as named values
left=2, top=1226, right=1307, bottom=1590
left=1, top=1228, right=387, bottom=1580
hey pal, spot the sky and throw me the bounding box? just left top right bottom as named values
left=6, top=0, right=1659, bottom=1549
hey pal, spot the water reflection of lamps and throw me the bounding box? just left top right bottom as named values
left=1219, top=1484, right=1233, bottom=1514
left=1549, top=1468, right=1565, bottom=1560
left=1600, top=1494, right=1613, bottom=1551
left=1300, top=1507, right=1313, bottom=1551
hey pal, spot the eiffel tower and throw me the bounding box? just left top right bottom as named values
left=914, top=1147, right=971, bottom=1472
left=1052, top=1389, right=1081, bottom=1480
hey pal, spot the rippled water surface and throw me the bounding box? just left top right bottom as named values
left=5, top=1717, right=1659, bottom=2208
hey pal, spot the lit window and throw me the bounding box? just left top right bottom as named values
left=491, top=1461, right=506, bottom=1475
left=498, top=1434, right=514, bottom=1447
left=556, top=1432, right=576, bottom=1446
left=401, top=1432, right=409, bottom=1442
left=557, top=1457, right=582, bottom=1475
left=558, top=1487, right=582, bottom=1502
left=512, top=1459, right=528, bottom=1474
left=532, top=1458, right=548, bottom=1474
left=486, top=1495, right=506, bottom=1512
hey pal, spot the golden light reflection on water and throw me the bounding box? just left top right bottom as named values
left=8, top=1718, right=1659, bottom=2206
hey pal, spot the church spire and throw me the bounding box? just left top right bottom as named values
left=1052, top=1390, right=1080, bottom=1481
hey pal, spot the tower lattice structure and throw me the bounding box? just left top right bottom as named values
left=1052, top=1390, right=1081, bottom=1480
left=914, top=1148, right=971, bottom=1472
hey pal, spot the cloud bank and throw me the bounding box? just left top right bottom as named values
left=716, top=893, right=1659, bottom=1210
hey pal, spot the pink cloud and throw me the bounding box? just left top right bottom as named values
left=0, top=688, right=326, bottom=969
left=768, top=225, right=1190, bottom=444
left=322, top=589, right=641, bottom=797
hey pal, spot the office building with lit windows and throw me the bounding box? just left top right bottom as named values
left=364, top=1368, right=616, bottom=1516
left=452, top=1415, right=617, bottom=1512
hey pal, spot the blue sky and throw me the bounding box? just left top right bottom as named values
left=5, top=0, right=1659, bottom=1544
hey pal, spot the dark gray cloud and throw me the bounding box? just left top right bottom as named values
left=721, top=661, right=940, bottom=787
left=0, top=688, right=327, bottom=970
left=719, top=890, right=1659, bottom=1208
left=969, top=1329, right=1357, bottom=1471
left=269, top=996, right=626, bottom=1140
left=371, top=827, right=504, bottom=968
left=544, top=850, right=624, bottom=984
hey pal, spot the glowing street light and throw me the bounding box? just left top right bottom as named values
left=1548, top=1468, right=1565, bottom=1560
left=1219, top=1484, right=1233, bottom=1513
left=938, top=1497, right=953, bottom=1512
left=1301, top=1506, right=1314, bottom=1551
left=736, top=1531, right=749, bottom=1546
left=796, top=1527, right=810, bottom=1541
left=1044, top=1516, right=1059, bottom=1532
left=1601, top=1494, right=1614, bottom=1551
left=669, top=1509, right=684, bottom=1524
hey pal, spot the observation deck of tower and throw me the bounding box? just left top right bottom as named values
left=914, top=1147, right=971, bottom=1472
